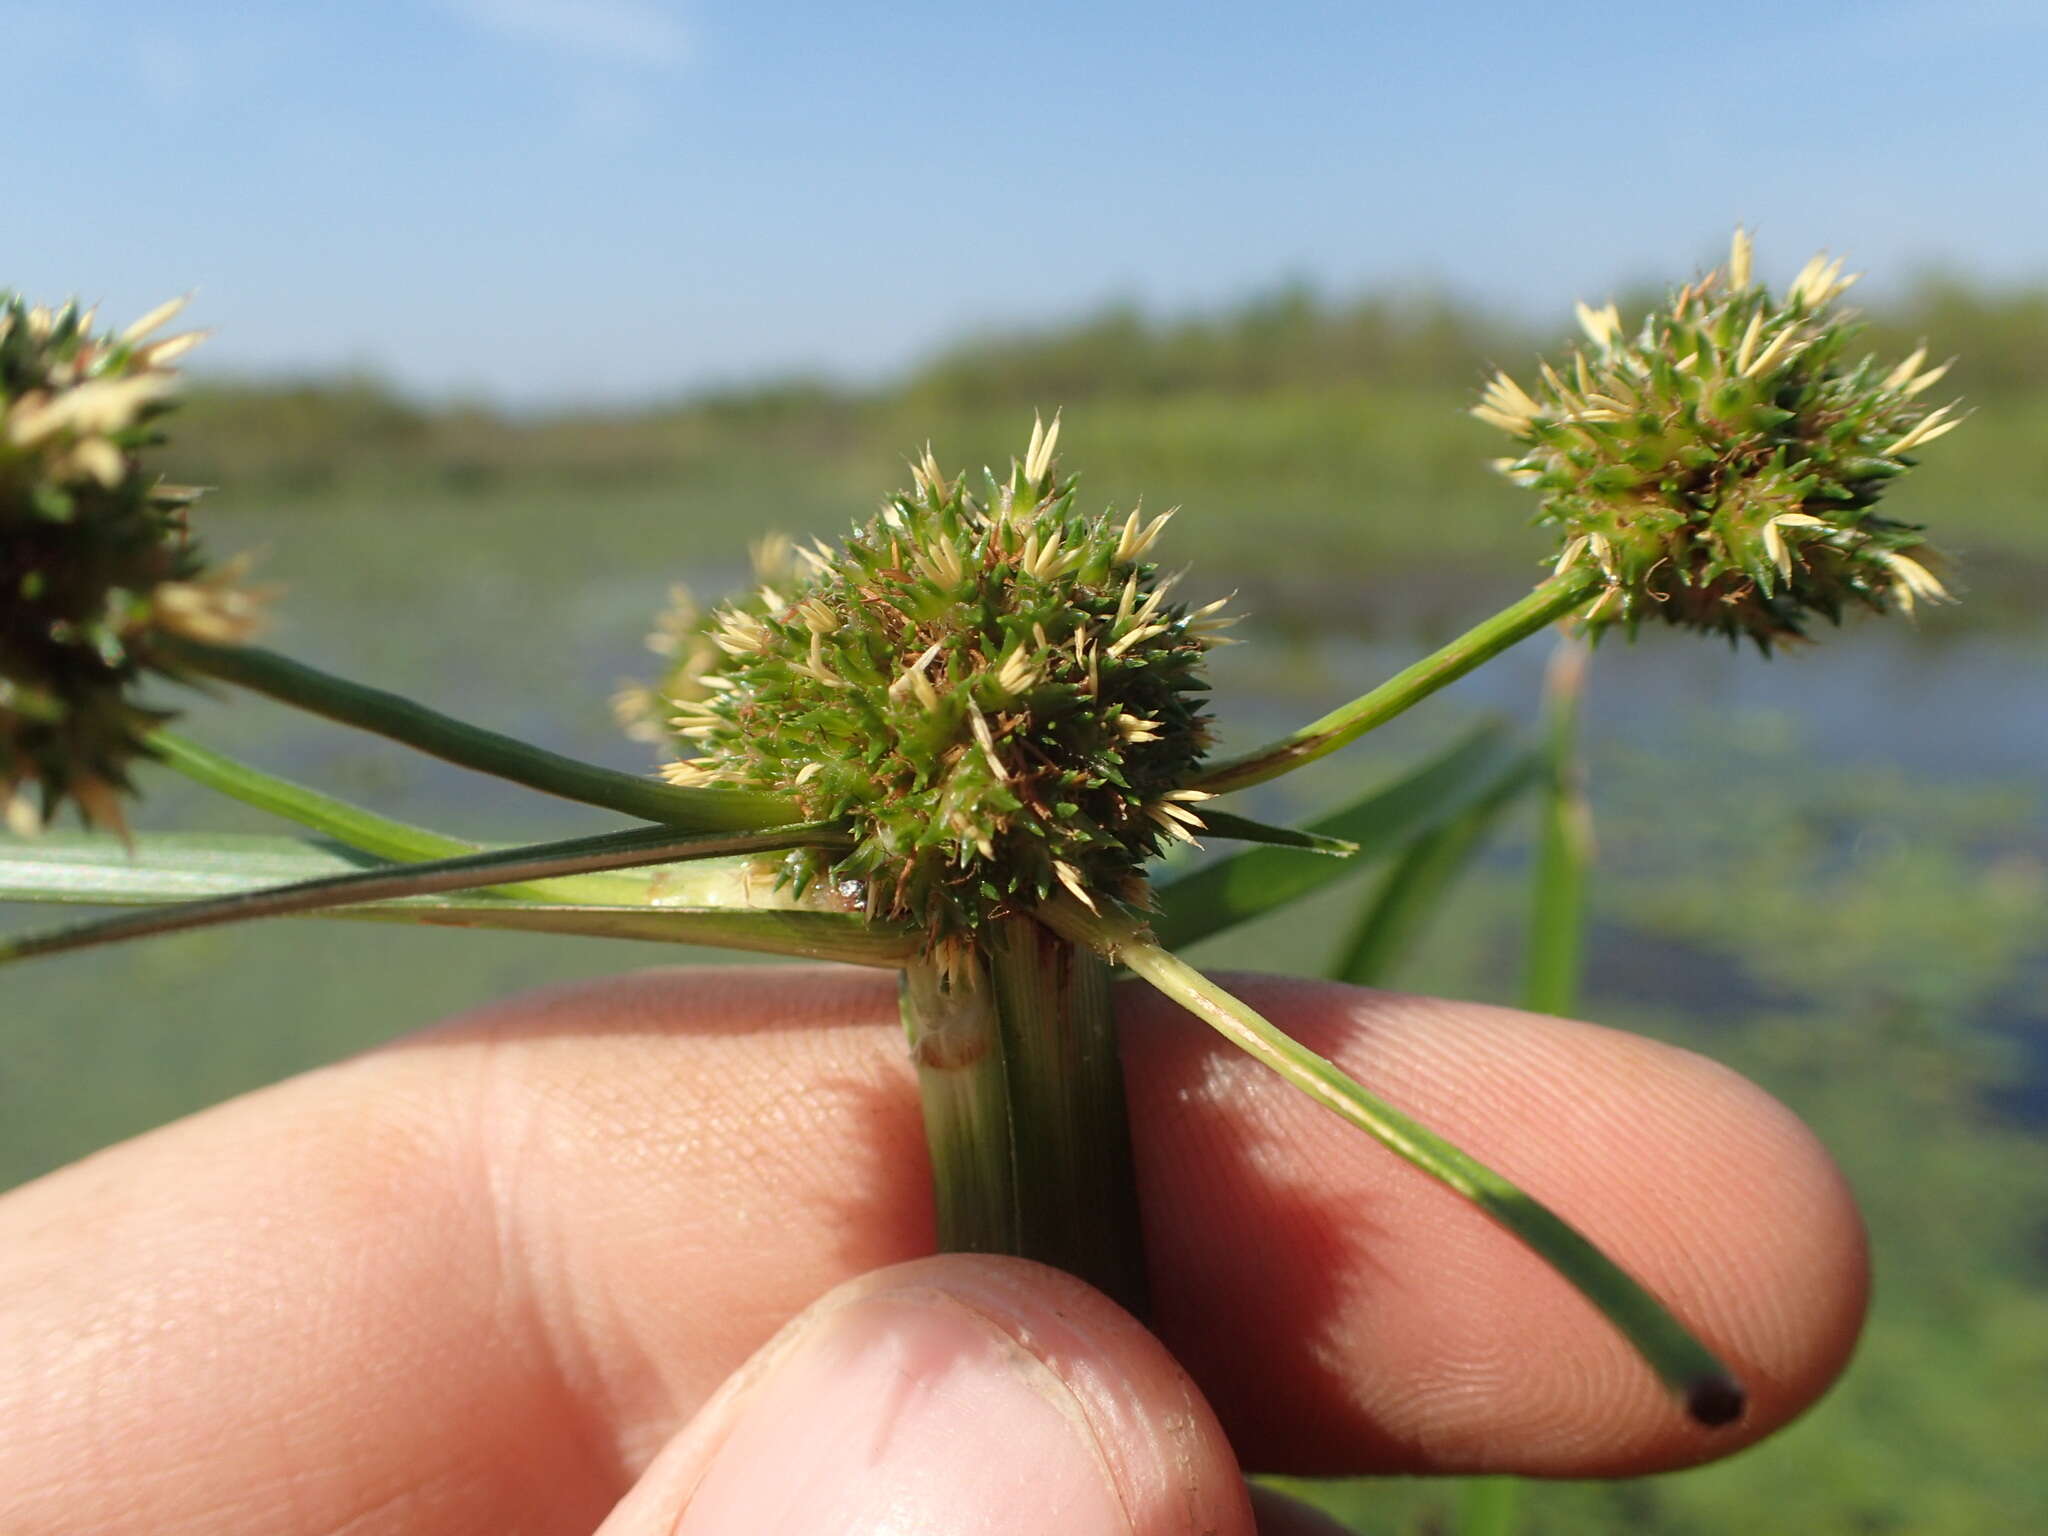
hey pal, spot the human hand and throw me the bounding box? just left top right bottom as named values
left=0, top=970, right=1865, bottom=1534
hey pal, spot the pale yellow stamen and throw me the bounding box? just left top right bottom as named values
left=889, top=642, right=944, bottom=710
left=967, top=703, right=1007, bottom=781
left=910, top=442, right=950, bottom=500
left=994, top=645, right=1041, bottom=696
left=750, top=532, right=795, bottom=582
left=1878, top=551, right=1950, bottom=612
left=120, top=295, right=189, bottom=345
left=711, top=609, right=771, bottom=656
left=1023, top=410, right=1062, bottom=483
left=1053, top=860, right=1098, bottom=912
left=1728, top=227, right=1754, bottom=291
left=1107, top=623, right=1169, bottom=658
left=1144, top=803, right=1203, bottom=844
left=916, top=532, right=967, bottom=589
left=1761, top=512, right=1828, bottom=578
left=1742, top=323, right=1804, bottom=379
left=659, top=759, right=721, bottom=787
left=1114, top=507, right=1177, bottom=564
left=138, top=332, right=206, bottom=367
left=1733, top=310, right=1767, bottom=375
left=1575, top=301, right=1623, bottom=350
left=1885, top=406, right=1963, bottom=457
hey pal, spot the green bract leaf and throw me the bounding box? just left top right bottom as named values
left=1153, top=722, right=1535, bottom=951
left=1195, top=809, right=1357, bottom=855
left=1045, top=896, right=1745, bottom=1428
left=0, top=821, right=851, bottom=964
left=1328, top=761, right=1533, bottom=986
left=0, top=831, right=912, bottom=965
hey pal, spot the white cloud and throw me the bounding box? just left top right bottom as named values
left=441, top=0, right=688, bottom=73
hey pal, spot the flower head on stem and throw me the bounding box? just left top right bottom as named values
left=1476, top=229, right=1958, bottom=649
left=646, top=419, right=1230, bottom=945
left=1, top=293, right=264, bottom=835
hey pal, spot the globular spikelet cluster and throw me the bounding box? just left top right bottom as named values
left=1, top=293, right=260, bottom=835
left=650, top=418, right=1233, bottom=944
left=1476, top=230, right=1956, bottom=648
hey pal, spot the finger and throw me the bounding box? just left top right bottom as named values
left=598, top=1254, right=1253, bottom=1536
left=0, top=968, right=1864, bottom=1536
left=1120, top=976, right=1868, bottom=1474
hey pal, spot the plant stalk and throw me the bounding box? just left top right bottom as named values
left=1524, top=636, right=1593, bottom=1017
left=161, top=637, right=800, bottom=831
left=900, top=949, right=1019, bottom=1257
left=899, top=918, right=1149, bottom=1319
left=1044, top=895, right=1744, bottom=1424
left=148, top=730, right=647, bottom=903
left=1195, top=569, right=1602, bottom=794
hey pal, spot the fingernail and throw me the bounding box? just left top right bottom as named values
left=674, top=1287, right=1129, bottom=1535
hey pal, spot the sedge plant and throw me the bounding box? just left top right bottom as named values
left=0, top=231, right=1959, bottom=1436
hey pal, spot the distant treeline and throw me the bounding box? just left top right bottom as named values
left=163, top=274, right=2048, bottom=493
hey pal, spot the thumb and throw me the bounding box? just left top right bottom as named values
left=598, top=1254, right=1257, bottom=1536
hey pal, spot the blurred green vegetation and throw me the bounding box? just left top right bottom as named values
left=6, top=274, right=2046, bottom=1532
left=160, top=273, right=2048, bottom=624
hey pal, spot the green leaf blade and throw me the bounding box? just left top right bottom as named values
left=1154, top=722, right=1535, bottom=951
left=0, top=832, right=912, bottom=967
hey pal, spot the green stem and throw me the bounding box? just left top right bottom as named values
left=1524, top=637, right=1593, bottom=1017
left=1042, top=896, right=1745, bottom=1427
left=0, top=821, right=845, bottom=965
left=1195, top=570, right=1602, bottom=794
left=900, top=950, right=1020, bottom=1256
left=161, top=637, right=800, bottom=831
left=986, top=916, right=1148, bottom=1317
left=147, top=730, right=647, bottom=904
left=898, top=920, right=1150, bottom=1318
left=1455, top=1477, right=1521, bottom=1536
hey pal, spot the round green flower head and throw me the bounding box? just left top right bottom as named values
left=1, top=294, right=260, bottom=835
left=1476, top=230, right=1956, bottom=648
left=654, top=417, right=1231, bottom=944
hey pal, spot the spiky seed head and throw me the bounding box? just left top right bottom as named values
left=641, top=424, right=1224, bottom=944
left=1, top=291, right=263, bottom=833
left=1474, top=230, right=1958, bottom=649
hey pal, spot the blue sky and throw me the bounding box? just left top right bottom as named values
left=8, top=0, right=2044, bottom=404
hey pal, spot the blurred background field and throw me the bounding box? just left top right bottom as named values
left=6, top=280, right=2046, bottom=1531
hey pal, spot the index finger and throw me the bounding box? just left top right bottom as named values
left=0, top=968, right=1865, bottom=1533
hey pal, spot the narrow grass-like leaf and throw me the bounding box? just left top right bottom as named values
left=1524, top=638, right=1593, bottom=1017
left=1329, top=758, right=1535, bottom=986
left=0, top=831, right=910, bottom=966
left=0, top=822, right=847, bottom=965
left=348, top=901, right=913, bottom=965
left=1197, top=810, right=1357, bottom=856
left=1043, top=897, right=1746, bottom=1427
left=1152, top=722, right=1531, bottom=951
left=163, top=637, right=801, bottom=831
left=147, top=731, right=648, bottom=904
